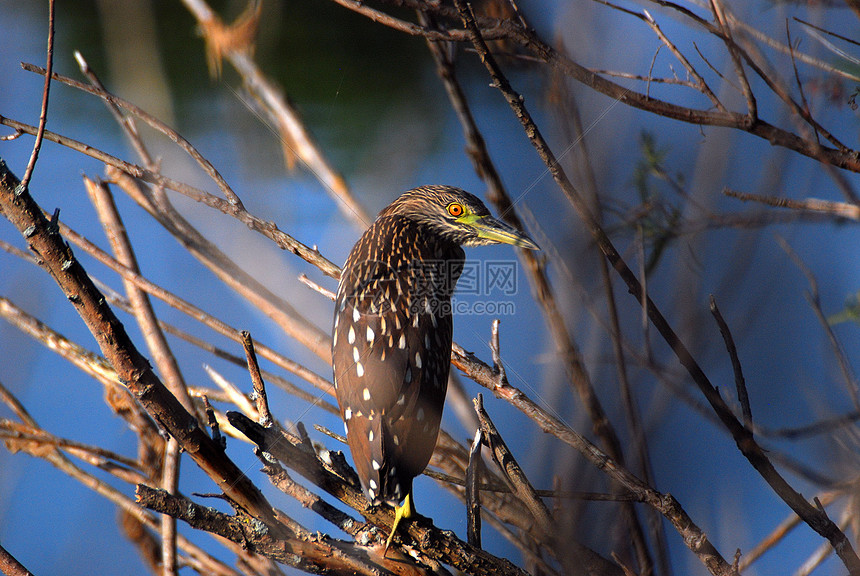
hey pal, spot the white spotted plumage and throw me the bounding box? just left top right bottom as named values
left=332, top=186, right=525, bottom=512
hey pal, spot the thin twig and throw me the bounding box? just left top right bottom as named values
left=73, top=51, right=154, bottom=168
left=709, top=0, right=756, bottom=119
left=204, top=365, right=259, bottom=420
left=242, top=331, right=273, bottom=427
left=489, top=320, right=506, bottom=385
left=785, top=20, right=816, bottom=145
left=202, top=395, right=226, bottom=449
left=299, top=273, right=336, bottom=300
left=313, top=423, right=347, bottom=445
left=724, top=189, right=860, bottom=220
left=590, top=67, right=697, bottom=89
left=474, top=395, right=552, bottom=539
left=423, top=468, right=643, bottom=501
left=162, top=438, right=180, bottom=576
left=466, top=427, right=483, bottom=548
left=19, top=0, right=54, bottom=191
left=709, top=295, right=752, bottom=428
left=757, top=411, right=860, bottom=440
left=776, top=236, right=860, bottom=412
left=642, top=8, right=726, bottom=113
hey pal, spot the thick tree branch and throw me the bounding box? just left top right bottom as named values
left=0, top=158, right=289, bottom=538
left=135, top=485, right=385, bottom=575
left=226, top=410, right=533, bottom=576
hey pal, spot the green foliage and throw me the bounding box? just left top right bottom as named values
left=828, top=291, right=860, bottom=326
left=630, top=131, right=683, bottom=277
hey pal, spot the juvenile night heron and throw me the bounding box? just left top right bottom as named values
left=332, top=185, right=538, bottom=549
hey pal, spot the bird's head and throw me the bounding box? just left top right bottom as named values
left=380, top=185, right=540, bottom=249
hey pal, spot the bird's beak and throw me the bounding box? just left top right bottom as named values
left=468, top=216, right=540, bottom=250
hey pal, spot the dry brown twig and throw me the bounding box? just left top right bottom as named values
left=725, top=188, right=860, bottom=221
left=242, top=331, right=273, bottom=428
left=466, top=427, right=484, bottom=549
left=18, top=0, right=54, bottom=191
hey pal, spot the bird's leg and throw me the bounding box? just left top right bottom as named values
left=384, top=492, right=415, bottom=553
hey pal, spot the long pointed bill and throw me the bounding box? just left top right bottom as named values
left=469, top=216, right=540, bottom=250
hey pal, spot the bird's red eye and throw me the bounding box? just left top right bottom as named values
left=447, top=203, right=464, bottom=217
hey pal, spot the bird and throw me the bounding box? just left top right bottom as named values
left=331, top=185, right=539, bottom=550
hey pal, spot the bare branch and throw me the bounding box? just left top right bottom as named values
left=226, top=410, right=531, bottom=576
left=709, top=0, right=757, bottom=118
left=19, top=0, right=54, bottom=191
left=642, top=8, right=727, bottom=112
left=135, top=485, right=384, bottom=575
left=709, top=295, right=753, bottom=428
left=0, top=542, right=35, bottom=576
left=724, top=188, right=860, bottom=220
left=466, top=428, right=483, bottom=548
left=242, top=331, right=273, bottom=428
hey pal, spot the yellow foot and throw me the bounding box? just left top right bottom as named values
left=384, top=492, right=414, bottom=554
